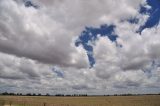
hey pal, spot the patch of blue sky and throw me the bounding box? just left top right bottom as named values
left=75, top=24, right=118, bottom=68
left=138, top=0, right=160, bottom=34
left=127, top=17, right=139, bottom=24
left=52, top=67, right=64, bottom=78
left=142, top=60, right=160, bottom=78
left=23, top=0, right=39, bottom=9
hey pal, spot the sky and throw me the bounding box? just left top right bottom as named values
left=0, top=0, right=160, bottom=95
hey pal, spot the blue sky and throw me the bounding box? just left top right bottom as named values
left=138, top=0, right=160, bottom=33
left=0, top=0, right=160, bottom=95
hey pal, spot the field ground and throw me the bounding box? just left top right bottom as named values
left=0, top=95, right=160, bottom=106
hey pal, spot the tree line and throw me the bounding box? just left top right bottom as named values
left=0, top=92, right=160, bottom=96
left=0, top=92, right=87, bottom=96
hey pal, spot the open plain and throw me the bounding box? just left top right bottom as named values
left=0, top=95, right=160, bottom=106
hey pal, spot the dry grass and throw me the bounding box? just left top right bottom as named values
left=0, top=95, right=160, bottom=106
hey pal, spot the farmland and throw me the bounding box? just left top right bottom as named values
left=0, top=95, right=160, bottom=106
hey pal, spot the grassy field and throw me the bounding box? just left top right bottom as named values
left=0, top=95, right=160, bottom=106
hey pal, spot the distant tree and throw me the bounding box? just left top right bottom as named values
left=9, top=93, right=15, bottom=95
left=16, top=93, right=22, bottom=96
left=114, top=94, right=118, bottom=96
left=46, top=93, right=50, bottom=96
left=32, top=93, right=36, bottom=96
left=26, top=93, right=32, bottom=96
left=73, top=94, right=78, bottom=96
left=55, top=94, right=64, bottom=96
left=2, top=92, right=9, bottom=95
left=38, top=93, right=41, bottom=96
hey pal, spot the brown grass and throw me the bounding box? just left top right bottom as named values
left=0, top=95, right=160, bottom=106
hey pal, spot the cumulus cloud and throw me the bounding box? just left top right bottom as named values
left=0, top=0, right=160, bottom=94
left=0, top=0, right=145, bottom=68
left=0, top=0, right=89, bottom=69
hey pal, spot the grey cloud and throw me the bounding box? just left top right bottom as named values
left=148, top=43, right=160, bottom=59
left=113, top=80, right=141, bottom=89
left=0, top=52, right=41, bottom=80
left=72, top=85, right=89, bottom=90
left=19, top=60, right=40, bottom=79
left=0, top=71, right=24, bottom=80
left=95, top=63, right=118, bottom=80
left=0, top=0, right=88, bottom=69
left=112, top=70, right=146, bottom=89
left=121, top=57, right=150, bottom=71
left=125, top=80, right=141, bottom=87
left=113, top=84, right=127, bottom=89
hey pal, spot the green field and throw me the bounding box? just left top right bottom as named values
left=0, top=95, right=160, bottom=106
